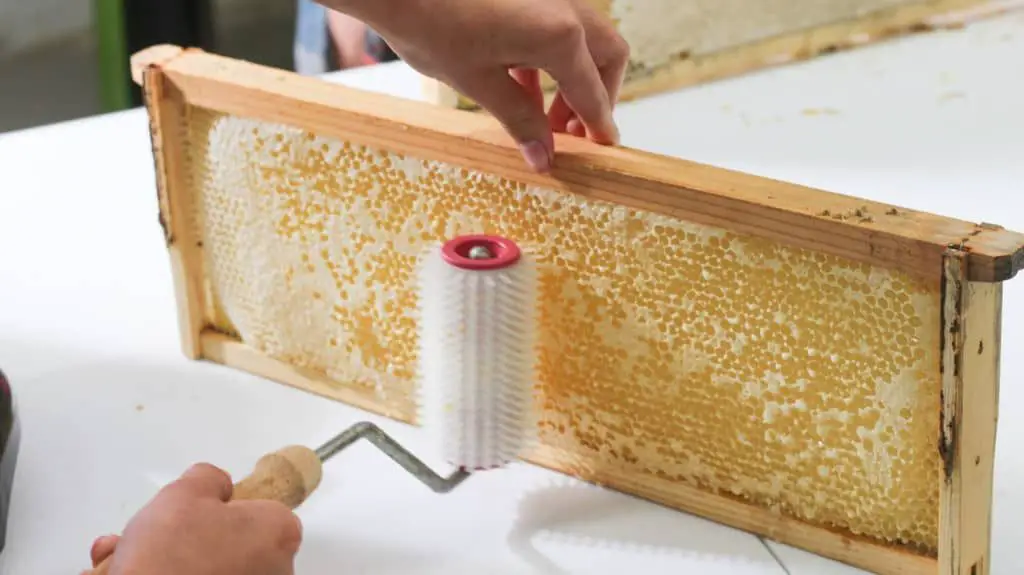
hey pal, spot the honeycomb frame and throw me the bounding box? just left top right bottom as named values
left=421, top=0, right=1023, bottom=111
left=131, top=44, right=1022, bottom=575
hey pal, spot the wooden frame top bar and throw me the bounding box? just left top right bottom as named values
left=131, top=44, right=1024, bottom=283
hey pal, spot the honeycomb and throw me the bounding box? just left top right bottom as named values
left=182, top=105, right=943, bottom=554
left=606, top=0, right=927, bottom=78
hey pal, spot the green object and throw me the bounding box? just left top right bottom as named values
left=93, top=0, right=131, bottom=112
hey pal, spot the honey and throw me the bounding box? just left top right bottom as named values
left=184, top=106, right=943, bottom=553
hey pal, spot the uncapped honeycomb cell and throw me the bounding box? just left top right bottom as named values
left=183, top=106, right=943, bottom=553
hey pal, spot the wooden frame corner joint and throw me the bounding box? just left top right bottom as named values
left=956, top=222, right=1024, bottom=283
left=130, top=44, right=186, bottom=86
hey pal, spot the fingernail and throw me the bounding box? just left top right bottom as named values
left=608, top=121, right=621, bottom=145
left=519, top=140, right=551, bottom=173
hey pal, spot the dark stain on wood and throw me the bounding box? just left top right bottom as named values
left=142, top=71, right=175, bottom=248
left=954, top=338, right=963, bottom=381
left=817, top=205, right=877, bottom=224
left=940, top=409, right=958, bottom=482
left=939, top=257, right=964, bottom=483
left=998, top=248, right=1024, bottom=281
left=158, top=213, right=172, bottom=245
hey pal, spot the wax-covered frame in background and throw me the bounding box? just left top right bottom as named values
left=131, top=44, right=1022, bottom=575
left=421, top=0, right=1024, bottom=110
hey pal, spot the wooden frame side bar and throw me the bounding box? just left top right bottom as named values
left=140, top=59, right=207, bottom=359
left=939, top=250, right=1002, bottom=575
left=128, top=44, right=1024, bottom=284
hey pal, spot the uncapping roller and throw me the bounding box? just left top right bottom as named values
left=87, top=233, right=538, bottom=573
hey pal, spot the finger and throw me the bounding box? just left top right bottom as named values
left=570, top=0, right=630, bottom=109
left=546, top=1, right=628, bottom=141
left=232, top=499, right=305, bottom=555
left=547, top=91, right=574, bottom=133
left=597, top=51, right=628, bottom=112
left=548, top=98, right=586, bottom=138
left=509, top=68, right=544, bottom=111
left=327, top=11, right=370, bottom=68
left=454, top=68, right=553, bottom=172
left=542, top=30, right=618, bottom=145
left=166, top=463, right=234, bottom=502
left=567, top=117, right=586, bottom=137
left=90, top=534, right=120, bottom=566
left=547, top=69, right=621, bottom=140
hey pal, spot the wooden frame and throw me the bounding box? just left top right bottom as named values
left=422, top=0, right=1024, bottom=111
left=938, top=251, right=1002, bottom=575
left=131, top=44, right=1020, bottom=575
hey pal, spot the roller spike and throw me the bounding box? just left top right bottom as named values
left=417, top=234, right=539, bottom=471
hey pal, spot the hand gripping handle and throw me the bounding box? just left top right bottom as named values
left=87, top=445, right=322, bottom=574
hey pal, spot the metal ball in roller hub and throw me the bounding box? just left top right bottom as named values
left=468, top=245, right=493, bottom=260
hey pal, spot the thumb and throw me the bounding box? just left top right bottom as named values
left=90, top=534, right=120, bottom=566
left=164, top=462, right=234, bottom=502
left=454, top=68, right=554, bottom=173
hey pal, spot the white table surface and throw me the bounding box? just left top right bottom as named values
left=0, top=11, right=1022, bottom=575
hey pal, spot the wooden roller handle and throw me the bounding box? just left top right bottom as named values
left=231, top=445, right=324, bottom=509
left=88, top=445, right=323, bottom=574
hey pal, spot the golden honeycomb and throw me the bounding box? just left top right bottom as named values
left=182, top=105, right=943, bottom=554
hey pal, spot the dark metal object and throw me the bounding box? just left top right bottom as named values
left=0, top=369, right=20, bottom=554
left=123, top=0, right=216, bottom=106
left=315, top=421, right=470, bottom=494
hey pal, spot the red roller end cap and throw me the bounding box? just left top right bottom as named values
left=441, top=235, right=521, bottom=271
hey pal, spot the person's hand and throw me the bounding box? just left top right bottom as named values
left=327, top=9, right=372, bottom=69
left=327, top=0, right=630, bottom=172
left=83, top=463, right=303, bottom=575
